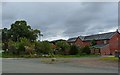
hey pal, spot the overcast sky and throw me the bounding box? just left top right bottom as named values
left=2, top=2, right=118, bottom=41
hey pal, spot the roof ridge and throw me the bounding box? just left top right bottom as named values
left=85, top=31, right=116, bottom=37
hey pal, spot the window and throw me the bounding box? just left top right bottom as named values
left=104, top=40, right=107, bottom=44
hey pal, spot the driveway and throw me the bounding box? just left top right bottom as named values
left=2, top=57, right=118, bottom=73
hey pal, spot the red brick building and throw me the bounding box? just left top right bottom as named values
left=67, top=30, right=120, bottom=55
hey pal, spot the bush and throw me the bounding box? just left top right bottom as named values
left=56, top=41, right=70, bottom=55
left=35, top=41, right=53, bottom=55
left=7, top=37, right=35, bottom=55
left=8, top=40, right=17, bottom=54
left=81, top=46, right=91, bottom=54
left=19, top=38, right=35, bottom=55
left=69, top=45, right=80, bottom=55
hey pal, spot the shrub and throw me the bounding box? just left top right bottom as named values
left=35, top=41, right=53, bottom=55
left=69, top=45, right=80, bottom=55
left=81, top=46, right=91, bottom=54
left=7, top=37, right=35, bottom=55
left=56, top=41, right=70, bottom=55
left=19, top=38, right=35, bottom=55
left=91, top=39, right=97, bottom=46
left=8, top=40, right=17, bottom=54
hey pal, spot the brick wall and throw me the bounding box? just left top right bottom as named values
left=83, top=41, right=91, bottom=47
left=101, top=44, right=110, bottom=55
left=72, top=31, right=120, bottom=55
left=74, top=37, right=84, bottom=47
left=109, top=32, right=120, bottom=55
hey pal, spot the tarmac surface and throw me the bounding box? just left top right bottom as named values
left=2, top=58, right=118, bottom=73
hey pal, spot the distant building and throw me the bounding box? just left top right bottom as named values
left=67, top=30, right=120, bottom=55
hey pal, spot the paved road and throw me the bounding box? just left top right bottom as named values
left=2, top=58, right=118, bottom=73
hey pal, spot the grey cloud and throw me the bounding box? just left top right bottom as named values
left=2, top=2, right=118, bottom=40
left=63, top=2, right=117, bottom=37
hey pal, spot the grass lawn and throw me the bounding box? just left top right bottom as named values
left=100, top=57, right=119, bottom=61
left=2, top=53, right=100, bottom=58
left=0, top=53, right=2, bottom=58
left=53, top=54, right=100, bottom=58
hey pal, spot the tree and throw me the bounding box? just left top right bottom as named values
left=56, top=41, right=70, bottom=55
left=7, top=37, right=35, bottom=55
left=91, top=39, right=97, bottom=46
left=69, top=45, right=80, bottom=55
left=35, top=41, right=52, bottom=55
left=2, top=28, right=9, bottom=42
left=35, top=41, right=42, bottom=54
left=7, top=40, right=17, bottom=54
left=81, top=46, right=91, bottom=54
left=2, top=28, right=9, bottom=51
left=2, top=20, right=41, bottom=56
left=9, top=20, right=40, bottom=42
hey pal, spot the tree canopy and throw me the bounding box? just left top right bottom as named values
left=3, top=20, right=41, bottom=42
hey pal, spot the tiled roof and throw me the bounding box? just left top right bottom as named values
left=67, top=37, right=77, bottom=42
left=91, top=44, right=109, bottom=48
left=67, top=31, right=116, bottom=42
left=83, top=32, right=116, bottom=41
left=79, top=36, right=85, bottom=40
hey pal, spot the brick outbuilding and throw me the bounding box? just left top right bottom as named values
left=67, top=30, right=120, bottom=55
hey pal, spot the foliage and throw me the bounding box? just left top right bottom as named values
left=69, top=45, right=80, bottom=55
left=7, top=40, right=18, bottom=54
left=52, top=54, right=99, bottom=58
left=6, top=20, right=40, bottom=42
left=7, top=37, right=35, bottom=55
left=81, top=46, right=91, bottom=54
left=2, top=20, right=41, bottom=56
left=100, top=57, right=118, bottom=61
left=35, top=41, right=52, bottom=55
left=91, top=39, right=97, bottom=46
left=56, top=41, right=70, bottom=55
left=35, top=41, right=41, bottom=54
left=2, top=28, right=9, bottom=42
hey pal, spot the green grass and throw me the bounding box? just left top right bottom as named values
left=53, top=54, right=100, bottom=58
left=100, top=57, right=119, bottom=61
left=0, top=53, right=2, bottom=58
left=2, top=53, right=100, bottom=58
left=2, top=53, right=20, bottom=58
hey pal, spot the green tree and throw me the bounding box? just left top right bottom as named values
left=7, top=37, right=35, bottom=55
left=18, top=37, right=36, bottom=55
left=35, top=41, right=42, bottom=54
left=2, top=28, right=9, bottom=42
left=9, top=20, right=40, bottom=41
left=36, top=41, right=52, bottom=55
left=2, top=28, right=9, bottom=51
left=81, top=46, right=91, bottom=54
left=91, top=39, right=97, bottom=46
left=56, top=41, right=70, bottom=55
left=69, top=45, right=80, bottom=55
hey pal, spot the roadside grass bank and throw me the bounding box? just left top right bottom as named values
left=2, top=53, right=99, bottom=58
left=53, top=54, right=100, bottom=58
left=100, top=57, right=118, bottom=61
left=0, top=53, right=2, bottom=58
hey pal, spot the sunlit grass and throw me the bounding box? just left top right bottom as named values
left=53, top=54, right=100, bottom=58
left=100, top=57, right=119, bottom=61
